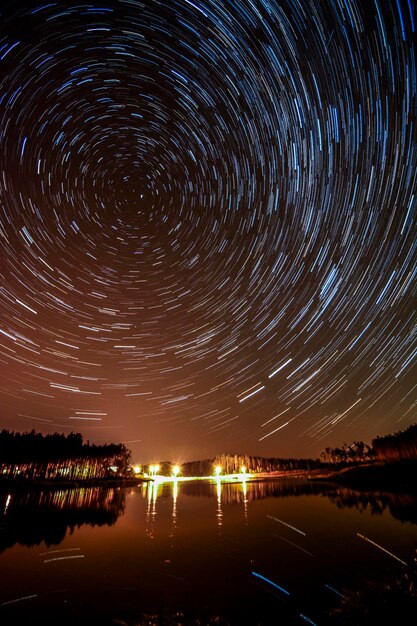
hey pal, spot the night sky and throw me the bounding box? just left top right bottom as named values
left=0, top=0, right=415, bottom=464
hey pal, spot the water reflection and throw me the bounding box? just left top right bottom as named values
left=1, top=480, right=416, bottom=625
left=0, top=487, right=125, bottom=553
left=171, top=479, right=178, bottom=537
left=1, top=480, right=417, bottom=555
left=328, top=547, right=417, bottom=625
left=242, top=479, right=248, bottom=525
left=175, top=477, right=325, bottom=502
left=139, top=478, right=417, bottom=527
left=327, top=488, right=417, bottom=526
left=216, top=478, right=223, bottom=531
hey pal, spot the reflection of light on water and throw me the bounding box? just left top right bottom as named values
left=0, top=594, right=38, bottom=607
left=3, top=494, right=11, bottom=514
left=38, top=487, right=118, bottom=511
left=171, top=479, right=178, bottom=537
left=43, top=554, right=85, bottom=564
left=241, top=480, right=248, bottom=524
left=146, top=482, right=152, bottom=507
left=252, top=570, right=290, bottom=596
left=141, top=477, right=257, bottom=534
left=151, top=481, right=159, bottom=526
left=357, top=532, right=408, bottom=566
left=267, top=514, right=305, bottom=536
left=145, top=482, right=152, bottom=535
left=39, top=547, right=85, bottom=565
left=39, top=547, right=82, bottom=557
left=145, top=481, right=159, bottom=539
left=216, top=478, right=223, bottom=531
left=173, top=479, right=178, bottom=506
left=148, top=472, right=254, bottom=485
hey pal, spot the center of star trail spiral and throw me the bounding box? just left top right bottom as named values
left=0, top=0, right=415, bottom=460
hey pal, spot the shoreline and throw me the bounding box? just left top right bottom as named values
left=308, top=459, right=417, bottom=493
left=1, top=460, right=416, bottom=493
left=0, top=476, right=149, bottom=492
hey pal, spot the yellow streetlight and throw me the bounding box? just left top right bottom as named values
left=240, top=465, right=246, bottom=475
left=214, top=465, right=222, bottom=477
left=133, top=465, right=141, bottom=475
left=172, top=465, right=180, bottom=478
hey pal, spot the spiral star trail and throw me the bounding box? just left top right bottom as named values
left=0, top=0, right=415, bottom=461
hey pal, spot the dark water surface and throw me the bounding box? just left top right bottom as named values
left=1, top=479, right=416, bottom=625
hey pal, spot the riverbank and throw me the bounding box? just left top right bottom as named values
left=1, top=460, right=416, bottom=493
left=0, top=475, right=150, bottom=492
left=310, top=459, right=417, bottom=492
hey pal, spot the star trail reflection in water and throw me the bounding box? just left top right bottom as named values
left=0, top=480, right=416, bottom=624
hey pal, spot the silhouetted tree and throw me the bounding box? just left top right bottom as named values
left=0, top=430, right=131, bottom=481
left=372, top=424, right=417, bottom=462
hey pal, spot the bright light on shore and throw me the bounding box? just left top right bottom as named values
left=149, top=472, right=255, bottom=484
left=149, top=464, right=160, bottom=477
left=214, top=465, right=222, bottom=476
left=172, top=465, right=180, bottom=477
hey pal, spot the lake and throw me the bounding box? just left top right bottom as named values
left=1, top=479, right=416, bottom=625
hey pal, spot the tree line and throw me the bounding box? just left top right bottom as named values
left=320, top=423, right=417, bottom=465
left=1, top=421, right=416, bottom=483
left=180, top=453, right=322, bottom=477
left=372, top=423, right=417, bottom=462
left=180, top=423, right=417, bottom=476
left=0, top=429, right=131, bottom=481
left=320, top=441, right=373, bottom=464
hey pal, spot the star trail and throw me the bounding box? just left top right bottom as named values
left=0, top=0, right=415, bottom=461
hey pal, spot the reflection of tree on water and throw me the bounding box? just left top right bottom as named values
left=326, top=488, right=417, bottom=526
left=0, top=488, right=125, bottom=553
left=142, top=480, right=417, bottom=528
left=329, top=548, right=417, bottom=625
left=177, top=478, right=326, bottom=503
